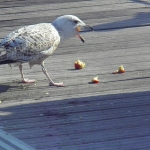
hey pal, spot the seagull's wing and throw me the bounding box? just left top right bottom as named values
left=0, top=23, right=60, bottom=63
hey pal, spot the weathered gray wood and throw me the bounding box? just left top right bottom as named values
left=0, top=0, right=150, bottom=150
left=0, top=129, right=35, bottom=150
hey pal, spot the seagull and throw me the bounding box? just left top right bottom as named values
left=0, top=15, right=93, bottom=87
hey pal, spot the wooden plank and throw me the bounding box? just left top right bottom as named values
left=0, top=0, right=150, bottom=150
left=0, top=129, right=35, bottom=150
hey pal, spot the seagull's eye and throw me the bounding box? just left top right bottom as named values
left=74, top=20, right=79, bottom=24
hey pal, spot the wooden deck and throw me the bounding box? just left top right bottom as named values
left=0, top=0, right=150, bottom=149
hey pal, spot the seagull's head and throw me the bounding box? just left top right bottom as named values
left=52, top=15, right=93, bottom=43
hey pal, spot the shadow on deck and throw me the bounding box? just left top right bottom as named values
left=92, top=12, right=150, bottom=32
left=1, top=91, right=150, bottom=150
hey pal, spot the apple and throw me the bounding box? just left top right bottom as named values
left=92, top=76, right=99, bottom=83
left=118, top=65, right=125, bottom=73
left=112, top=65, right=125, bottom=74
left=74, top=59, right=85, bottom=69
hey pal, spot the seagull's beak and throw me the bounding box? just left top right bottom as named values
left=76, top=24, right=93, bottom=43
left=81, top=24, right=94, bottom=31
left=76, top=34, right=85, bottom=43
left=76, top=24, right=94, bottom=32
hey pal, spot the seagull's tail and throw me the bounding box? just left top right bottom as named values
left=0, top=60, right=17, bottom=65
left=0, top=48, right=7, bottom=64
left=0, top=48, right=17, bottom=65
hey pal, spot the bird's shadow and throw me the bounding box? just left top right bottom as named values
left=0, top=85, right=12, bottom=93
left=68, top=68, right=79, bottom=71
left=130, top=0, right=150, bottom=5
left=0, top=84, right=17, bottom=93
left=92, top=12, right=150, bottom=32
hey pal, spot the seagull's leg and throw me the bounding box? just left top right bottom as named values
left=41, top=61, right=64, bottom=87
left=18, top=64, right=35, bottom=83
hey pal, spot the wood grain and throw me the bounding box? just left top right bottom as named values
left=0, top=0, right=150, bottom=150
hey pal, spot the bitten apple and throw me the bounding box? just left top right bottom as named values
left=74, top=59, right=85, bottom=69
left=118, top=65, right=125, bottom=73
left=92, top=76, right=99, bottom=83
left=112, top=65, right=125, bottom=74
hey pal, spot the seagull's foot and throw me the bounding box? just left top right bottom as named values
left=49, top=82, right=64, bottom=87
left=22, top=78, right=36, bottom=83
